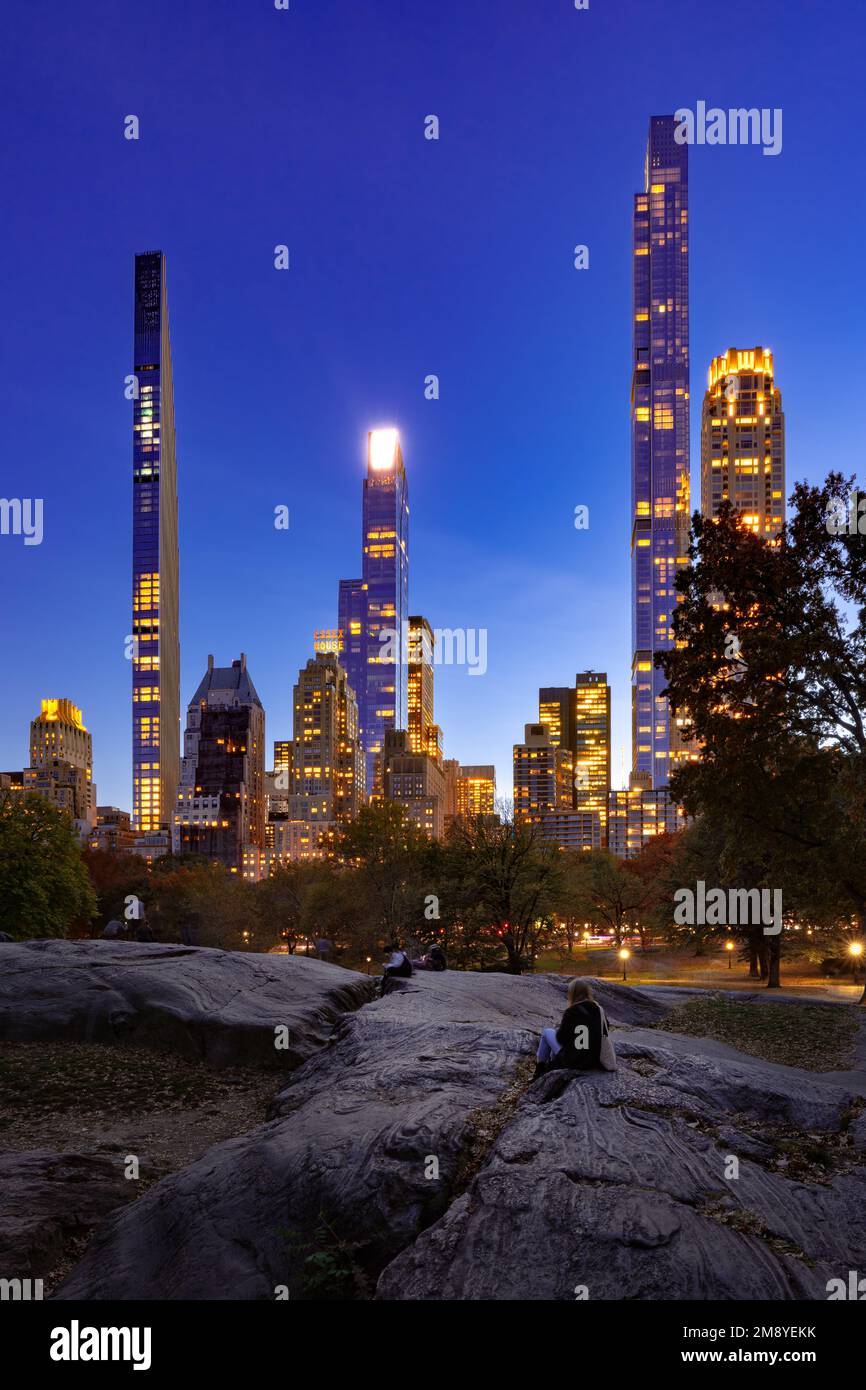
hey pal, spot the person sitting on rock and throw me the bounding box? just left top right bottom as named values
left=534, top=979, right=613, bottom=1078
left=381, top=941, right=413, bottom=994
left=411, top=944, right=447, bottom=972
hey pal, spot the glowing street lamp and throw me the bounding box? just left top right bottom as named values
left=618, top=947, right=631, bottom=982
left=583, top=929, right=591, bottom=954
left=725, top=940, right=735, bottom=969
left=849, top=942, right=864, bottom=977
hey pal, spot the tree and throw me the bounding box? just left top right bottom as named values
left=82, top=848, right=150, bottom=934
left=333, top=802, right=432, bottom=946
left=659, top=475, right=866, bottom=995
left=627, top=831, right=683, bottom=951
left=298, top=865, right=381, bottom=966
left=0, top=792, right=96, bottom=939
left=566, top=849, right=647, bottom=949
left=145, top=859, right=253, bottom=949
left=256, top=860, right=321, bottom=953
left=444, top=817, right=563, bottom=973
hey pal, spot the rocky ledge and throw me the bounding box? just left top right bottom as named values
left=3, top=947, right=864, bottom=1302
left=0, top=940, right=374, bottom=1069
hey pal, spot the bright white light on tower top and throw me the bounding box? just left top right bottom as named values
left=369, top=428, right=399, bottom=471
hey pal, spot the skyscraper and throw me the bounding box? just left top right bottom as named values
left=290, top=653, right=362, bottom=823
left=173, top=655, right=265, bottom=875
left=382, top=728, right=446, bottom=839
left=407, top=616, right=443, bottom=766
left=337, top=428, right=409, bottom=796
left=608, top=771, right=685, bottom=859
left=538, top=675, right=611, bottom=842
left=132, top=251, right=180, bottom=834
left=23, top=698, right=96, bottom=837
left=701, top=348, right=785, bottom=537
left=455, top=765, right=496, bottom=818
left=513, top=724, right=573, bottom=821
left=631, top=118, right=690, bottom=789
left=573, top=672, right=611, bottom=842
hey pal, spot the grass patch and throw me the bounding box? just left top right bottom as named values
left=654, top=996, right=860, bottom=1071
left=0, top=1039, right=270, bottom=1118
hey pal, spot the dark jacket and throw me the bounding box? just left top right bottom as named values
left=384, top=950, right=413, bottom=979
left=552, top=1000, right=603, bottom=1071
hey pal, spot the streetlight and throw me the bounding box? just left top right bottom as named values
left=618, top=947, right=630, bottom=982
left=583, top=929, right=591, bottom=954
left=725, top=940, right=735, bottom=969
left=365, top=956, right=372, bottom=975
left=848, top=942, right=864, bottom=977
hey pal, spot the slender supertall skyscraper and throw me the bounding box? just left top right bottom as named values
left=631, top=117, right=690, bottom=789
left=131, top=252, right=180, bottom=833
left=338, top=428, right=409, bottom=795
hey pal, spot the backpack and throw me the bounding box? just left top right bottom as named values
left=598, top=1005, right=617, bottom=1071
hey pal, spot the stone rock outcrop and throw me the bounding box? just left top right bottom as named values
left=376, top=1035, right=866, bottom=1300
left=0, top=940, right=375, bottom=1070
left=55, top=972, right=613, bottom=1300
left=0, top=1150, right=134, bottom=1278
left=42, top=964, right=866, bottom=1302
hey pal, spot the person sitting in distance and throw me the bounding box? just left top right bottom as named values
left=380, top=941, right=413, bottom=995
left=534, top=979, right=615, bottom=1078
left=411, top=944, right=447, bottom=972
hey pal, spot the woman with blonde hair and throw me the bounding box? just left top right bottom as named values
left=534, top=978, right=616, bottom=1077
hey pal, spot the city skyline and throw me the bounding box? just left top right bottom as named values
left=2, top=0, right=863, bottom=813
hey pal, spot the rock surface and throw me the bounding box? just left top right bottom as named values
left=0, top=1150, right=134, bottom=1278
left=54, top=972, right=577, bottom=1299
left=376, top=1035, right=866, bottom=1300
left=19, top=960, right=864, bottom=1302
left=0, top=940, right=374, bottom=1070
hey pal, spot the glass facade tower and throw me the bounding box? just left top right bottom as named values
left=631, top=117, right=690, bottom=789
left=338, top=429, right=409, bottom=796
left=131, top=251, right=180, bottom=832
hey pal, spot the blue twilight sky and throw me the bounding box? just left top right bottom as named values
left=1, top=0, right=864, bottom=810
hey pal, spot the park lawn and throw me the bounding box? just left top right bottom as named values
left=654, top=995, right=861, bottom=1072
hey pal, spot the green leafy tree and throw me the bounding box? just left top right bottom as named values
left=146, top=859, right=253, bottom=949
left=82, top=848, right=151, bottom=934
left=444, top=816, right=563, bottom=973
left=0, top=792, right=96, bottom=939
left=333, top=802, right=431, bottom=947
left=660, top=475, right=866, bottom=995
left=566, top=848, right=647, bottom=949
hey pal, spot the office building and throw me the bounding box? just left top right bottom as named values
left=21, top=698, right=96, bottom=837
left=513, top=723, right=573, bottom=823
left=455, top=765, right=496, bottom=818
left=337, top=428, right=410, bottom=796
left=291, top=653, right=362, bottom=823
left=131, top=250, right=180, bottom=833
left=173, top=655, right=265, bottom=875
left=382, top=729, right=445, bottom=839
left=539, top=674, right=611, bottom=842
left=631, top=117, right=690, bottom=789
left=701, top=347, right=785, bottom=537
left=608, top=770, right=686, bottom=859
